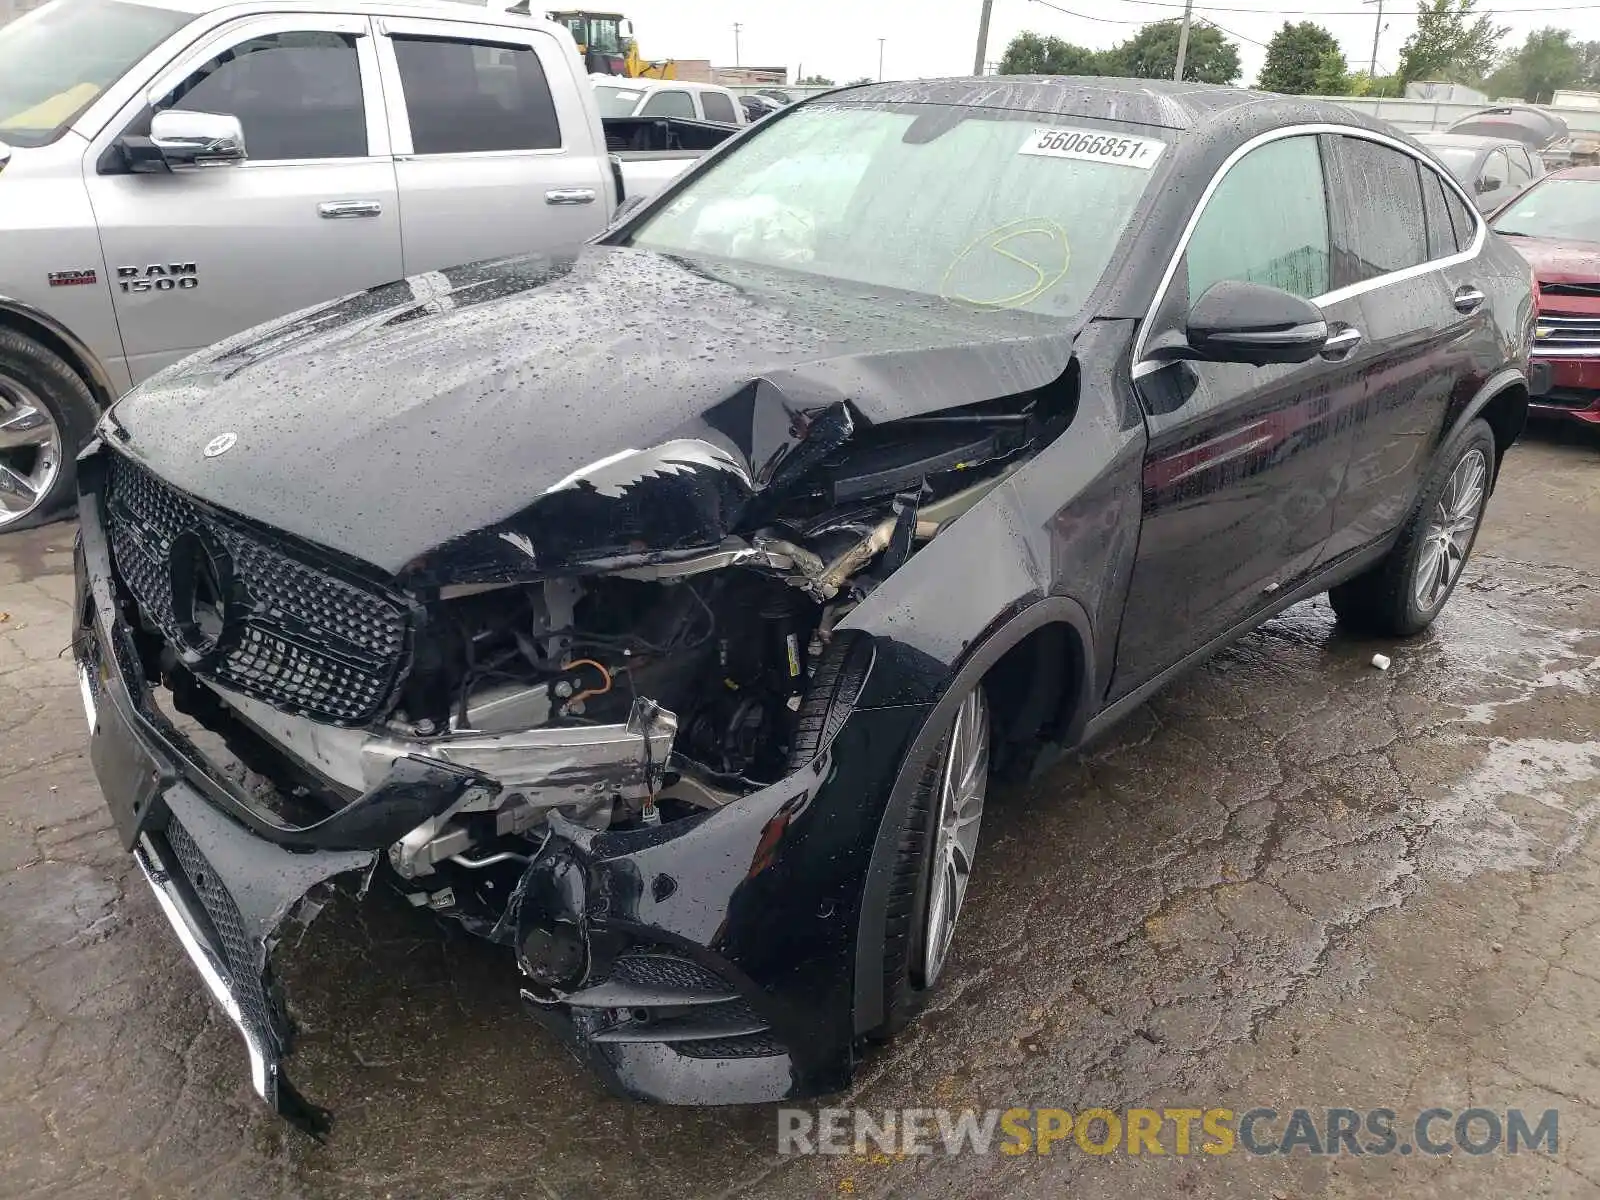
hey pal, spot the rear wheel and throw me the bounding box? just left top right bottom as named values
left=0, top=330, right=97, bottom=533
left=1330, top=418, right=1495, bottom=637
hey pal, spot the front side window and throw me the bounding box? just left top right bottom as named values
left=1332, top=136, right=1428, bottom=283
left=1482, top=148, right=1510, bottom=193
left=1506, top=147, right=1533, bottom=185
left=164, top=32, right=366, bottom=161
left=1493, top=177, right=1600, bottom=244
left=700, top=90, right=738, bottom=124
left=392, top=36, right=560, bottom=154
left=628, top=104, right=1164, bottom=316
left=0, top=0, right=191, bottom=147
left=1184, top=135, right=1330, bottom=301
left=640, top=89, right=695, bottom=118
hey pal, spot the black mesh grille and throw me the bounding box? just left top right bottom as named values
left=165, top=819, right=276, bottom=1048
left=610, top=953, right=729, bottom=994
left=674, top=1031, right=786, bottom=1059
left=105, top=454, right=408, bottom=725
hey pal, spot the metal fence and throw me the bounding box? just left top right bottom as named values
left=1317, top=96, right=1600, bottom=136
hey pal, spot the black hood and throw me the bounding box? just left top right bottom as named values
left=103, top=247, right=1076, bottom=585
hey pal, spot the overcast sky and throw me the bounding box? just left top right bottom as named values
left=620, top=0, right=1600, bottom=89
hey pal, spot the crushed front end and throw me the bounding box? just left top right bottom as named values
left=73, top=406, right=1045, bottom=1118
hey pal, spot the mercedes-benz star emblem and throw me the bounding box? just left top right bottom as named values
left=203, top=431, right=238, bottom=458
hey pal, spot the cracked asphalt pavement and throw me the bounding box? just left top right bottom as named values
left=2, top=427, right=1598, bottom=1199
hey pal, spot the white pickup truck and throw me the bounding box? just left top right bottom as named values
left=0, top=0, right=725, bottom=530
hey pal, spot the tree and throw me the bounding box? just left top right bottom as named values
left=1103, top=19, right=1241, bottom=85
left=796, top=74, right=835, bottom=86
left=998, top=31, right=1106, bottom=76
left=1484, top=28, right=1581, bottom=102
left=1258, top=22, right=1344, bottom=95
left=1349, top=69, right=1399, bottom=97
left=1397, top=0, right=1507, bottom=86
left=1313, top=48, right=1353, bottom=95
left=847, top=76, right=875, bottom=85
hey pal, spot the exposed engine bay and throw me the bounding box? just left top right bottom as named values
left=124, top=383, right=1068, bottom=937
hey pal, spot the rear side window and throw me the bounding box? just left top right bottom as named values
left=167, top=32, right=366, bottom=160
left=1184, top=134, right=1331, bottom=301
left=640, top=89, right=695, bottom=118
left=1421, top=167, right=1459, bottom=257
left=1331, top=136, right=1428, bottom=283
left=392, top=36, right=560, bottom=154
left=1443, top=182, right=1478, bottom=249
left=700, top=90, right=737, bottom=124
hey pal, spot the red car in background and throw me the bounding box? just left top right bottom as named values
left=1492, top=166, right=1600, bottom=426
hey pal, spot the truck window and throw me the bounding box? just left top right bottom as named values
left=163, top=32, right=367, bottom=160
left=699, top=91, right=737, bottom=124
left=639, top=90, right=695, bottom=119
left=0, top=0, right=190, bottom=147
left=593, top=84, right=646, bottom=117
left=391, top=36, right=561, bottom=155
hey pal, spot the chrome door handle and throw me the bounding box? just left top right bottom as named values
left=545, top=188, right=597, bottom=205
left=1454, top=286, right=1486, bottom=314
left=318, top=200, right=383, bottom=219
left=1320, top=326, right=1363, bottom=360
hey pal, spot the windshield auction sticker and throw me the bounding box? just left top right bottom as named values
left=1020, top=127, right=1167, bottom=168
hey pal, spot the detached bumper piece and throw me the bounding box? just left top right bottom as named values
left=132, top=788, right=373, bottom=1137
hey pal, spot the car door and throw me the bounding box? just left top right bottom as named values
left=1320, top=133, right=1483, bottom=559
left=1111, top=132, right=1365, bottom=698
left=84, top=15, right=402, bottom=384
left=376, top=17, right=610, bottom=275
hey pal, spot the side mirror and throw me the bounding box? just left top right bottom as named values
left=1478, top=175, right=1502, bottom=193
left=1181, top=280, right=1330, bottom=366
left=149, top=110, right=247, bottom=169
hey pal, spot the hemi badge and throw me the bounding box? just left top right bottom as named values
left=48, top=269, right=98, bottom=288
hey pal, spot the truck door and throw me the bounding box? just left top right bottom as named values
left=373, top=17, right=611, bottom=275
left=83, top=14, right=402, bottom=384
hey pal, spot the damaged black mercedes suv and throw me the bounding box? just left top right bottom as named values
left=74, top=78, right=1531, bottom=1130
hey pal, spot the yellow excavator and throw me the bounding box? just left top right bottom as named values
left=547, top=11, right=676, bottom=79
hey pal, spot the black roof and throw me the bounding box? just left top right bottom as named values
left=834, top=75, right=1387, bottom=136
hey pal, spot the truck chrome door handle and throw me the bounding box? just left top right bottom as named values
left=1454, top=286, right=1486, bottom=314
left=545, top=188, right=597, bottom=205
left=1320, top=326, right=1363, bottom=360
left=318, top=200, right=383, bottom=219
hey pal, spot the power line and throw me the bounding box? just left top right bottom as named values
left=1030, top=0, right=1600, bottom=13
left=1088, top=0, right=1600, bottom=13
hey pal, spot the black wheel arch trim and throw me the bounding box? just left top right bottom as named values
left=851, top=592, right=1096, bottom=1036
left=0, top=293, right=119, bottom=408
left=1447, top=365, right=1527, bottom=474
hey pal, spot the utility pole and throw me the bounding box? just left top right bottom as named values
left=733, top=22, right=742, bottom=67
left=1173, top=0, right=1193, bottom=82
left=878, top=37, right=886, bottom=80
left=973, top=0, right=993, bottom=76
left=1365, top=0, right=1383, bottom=82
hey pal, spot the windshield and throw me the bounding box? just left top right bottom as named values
left=0, top=0, right=191, bottom=147
left=1422, top=143, right=1478, bottom=177
left=593, top=84, right=645, bottom=118
left=627, top=103, right=1165, bottom=316
left=1493, top=177, right=1600, bottom=243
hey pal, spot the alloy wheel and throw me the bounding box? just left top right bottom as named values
left=1414, top=447, right=1488, bottom=612
left=0, top=375, right=62, bottom=528
left=919, top=686, right=989, bottom=986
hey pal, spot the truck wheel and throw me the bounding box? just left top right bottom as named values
left=0, top=329, right=97, bottom=533
left=1330, top=418, right=1496, bottom=638
left=870, top=684, right=990, bottom=1038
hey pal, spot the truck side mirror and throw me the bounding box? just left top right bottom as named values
left=149, top=110, right=248, bottom=170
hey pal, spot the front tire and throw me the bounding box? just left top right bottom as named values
left=0, top=329, right=97, bottom=533
left=1330, top=418, right=1496, bottom=637
left=871, top=685, right=990, bottom=1037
